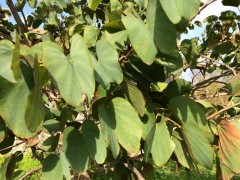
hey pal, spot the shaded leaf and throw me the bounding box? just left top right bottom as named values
left=227, top=73, right=240, bottom=96
left=121, top=81, right=145, bottom=117
left=164, top=79, right=191, bottom=98
left=63, top=127, right=90, bottom=172
left=82, top=120, right=107, bottom=164
left=103, top=30, right=127, bottom=50
left=88, top=0, right=102, bottom=11
left=43, top=154, right=63, bottom=180
left=83, top=26, right=99, bottom=47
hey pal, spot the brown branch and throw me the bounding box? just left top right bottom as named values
left=0, top=140, right=26, bottom=152
left=207, top=101, right=240, bottom=120
left=6, top=0, right=28, bottom=34
left=123, top=163, right=145, bottom=180
left=190, top=0, right=217, bottom=21
left=19, top=166, right=42, bottom=180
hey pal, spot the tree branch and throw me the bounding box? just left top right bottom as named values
left=190, top=0, right=217, bottom=22
left=6, top=0, right=28, bottom=34
left=201, top=55, right=236, bottom=75
left=19, top=166, right=42, bottom=180
left=0, top=140, right=26, bottom=152
left=207, top=101, right=240, bottom=119
left=123, top=163, right=145, bottom=180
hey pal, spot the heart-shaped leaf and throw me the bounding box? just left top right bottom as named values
left=91, top=39, right=123, bottom=89
left=43, top=34, right=95, bottom=107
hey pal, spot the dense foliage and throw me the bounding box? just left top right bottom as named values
left=0, top=0, right=240, bottom=179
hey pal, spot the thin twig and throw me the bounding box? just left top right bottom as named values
left=202, top=55, right=236, bottom=75
left=123, top=163, right=145, bottom=180
left=207, top=101, right=240, bottom=119
left=6, top=0, right=28, bottom=34
left=19, top=166, right=42, bottom=180
left=0, top=140, right=26, bottom=152
left=190, top=0, right=217, bottom=21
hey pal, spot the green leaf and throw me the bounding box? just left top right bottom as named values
left=141, top=103, right=157, bottom=140
left=180, top=38, right=199, bottom=67
left=63, top=126, right=90, bottom=172
left=222, top=0, right=240, bottom=7
left=164, top=79, right=191, bottom=98
left=43, top=34, right=95, bottom=107
left=0, top=42, right=16, bottom=83
left=48, top=11, right=59, bottom=26
left=27, top=0, right=37, bottom=8
left=122, top=14, right=157, bottom=65
left=182, top=124, right=213, bottom=169
left=0, top=157, right=11, bottom=180
left=146, top=0, right=176, bottom=54
left=101, top=20, right=125, bottom=33
left=160, top=0, right=200, bottom=24
left=43, top=154, right=63, bottom=180
left=0, top=133, right=15, bottom=155
left=144, top=119, right=175, bottom=166
left=43, top=119, right=60, bottom=134
left=43, top=134, right=60, bottom=152
left=121, top=81, right=145, bottom=117
left=83, top=26, right=99, bottom=47
left=60, top=152, right=71, bottom=180
left=82, top=120, right=107, bottom=164
left=88, top=0, right=102, bottom=11
left=227, top=73, right=240, bottom=96
left=91, top=39, right=123, bottom=89
left=98, top=97, right=142, bottom=158
left=103, top=30, right=128, bottom=50
left=172, top=130, right=193, bottom=169
left=25, top=60, right=46, bottom=132
left=168, top=96, right=208, bottom=128
left=218, top=119, right=240, bottom=174
left=0, top=63, right=35, bottom=138
left=0, top=120, right=5, bottom=143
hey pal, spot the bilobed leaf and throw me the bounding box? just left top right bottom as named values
left=83, top=26, right=99, bottom=47
left=182, top=124, right=213, bottom=169
left=43, top=134, right=60, bottom=152
left=63, top=127, right=90, bottom=172
left=121, top=81, right=145, bottom=117
left=146, top=0, right=176, bottom=54
left=218, top=119, right=240, bottom=174
left=25, top=60, right=45, bottom=132
left=180, top=38, right=199, bottom=67
left=0, top=157, right=11, bottom=180
left=144, top=119, right=175, bottom=166
left=98, top=98, right=142, bottom=157
left=82, top=120, right=107, bottom=164
left=0, top=42, right=16, bottom=83
left=43, top=34, right=95, bottom=107
left=122, top=14, right=157, bottom=65
left=91, top=39, right=123, bottom=89
left=0, top=63, right=35, bottom=138
left=43, top=154, right=63, bottom=180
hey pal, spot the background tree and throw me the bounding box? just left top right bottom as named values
left=0, top=0, right=240, bottom=179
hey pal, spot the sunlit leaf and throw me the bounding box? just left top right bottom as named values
left=122, top=14, right=157, bottom=65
